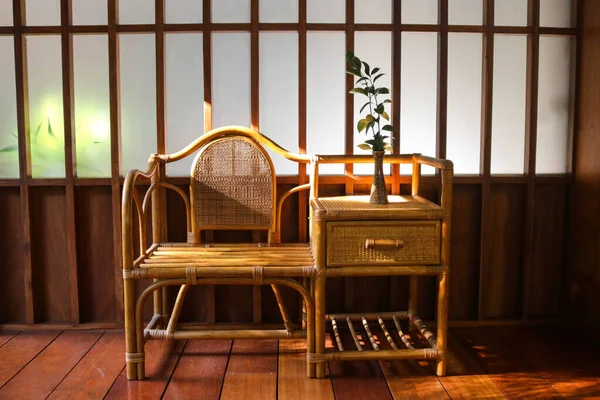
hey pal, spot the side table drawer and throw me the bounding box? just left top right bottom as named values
left=326, top=220, right=441, bottom=266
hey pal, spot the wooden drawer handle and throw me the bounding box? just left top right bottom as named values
left=365, top=239, right=404, bottom=250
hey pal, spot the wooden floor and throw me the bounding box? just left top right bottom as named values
left=0, top=327, right=598, bottom=399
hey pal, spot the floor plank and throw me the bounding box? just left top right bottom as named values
left=0, top=331, right=61, bottom=389
left=278, top=339, right=335, bottom=400
left=437, top=332, right=507, bottom=399
left=0, top=332, right=18, bottom=349
left=496, top=327, right=600, bottom=398
left=105, top=339, right=186, bottom=400
left=0, top=331, right=101, bottom=399
left=220, top=339, right=278, bottom=400
left=162, top=339, right=231, bottom=400
left=453, top=327, right=561, bottom=399
left=378, top=331, right=449, bottom=399
left=329, top=331, right=393, bottom=400
left=47, top=331, right=125, bottom=399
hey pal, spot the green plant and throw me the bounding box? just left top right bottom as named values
left=346, top=51, right=394, bottom=153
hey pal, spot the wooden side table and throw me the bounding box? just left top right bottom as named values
left=308, top=154, right=453, bottom=378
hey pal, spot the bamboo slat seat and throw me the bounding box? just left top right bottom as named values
left=121, top=126, right=315, bottom=381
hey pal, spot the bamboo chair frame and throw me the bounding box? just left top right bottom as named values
left=121, top=126, right=314, bottom=381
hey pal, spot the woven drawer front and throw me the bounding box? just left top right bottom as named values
left=326, top=220, right=440, bottom=266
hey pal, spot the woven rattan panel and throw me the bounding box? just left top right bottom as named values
left=192, top=137, right=274, bottom=228
left=326, top=221, right=440, bottom=266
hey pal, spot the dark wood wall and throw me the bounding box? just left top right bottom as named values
left=0, top=178, right=570, bottom=329
left=568, top=0, right=600, bottom=340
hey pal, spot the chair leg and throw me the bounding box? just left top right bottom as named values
left=124, top=277, right=138, bottom=380
left=436, top=271, right=449, bottom=377
left=315, top=274, right=326, bottom=378
left=306, top=285, right=316, bottom=378
left=271, top=284, right=293, bottom=332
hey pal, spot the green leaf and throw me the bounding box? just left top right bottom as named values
left=366, top=121, right=376, bottom=131
left=11, top=132, right=17, bottom=138
left=350, top=87, right=367, bottom=95
left=356, top=77, right=368, bottom=84
left=357, top=119, right=368, bottom=133
left=34, top=122, right=42, bottom=139
left=365, top=114, right=376, bottom=122
left=373, top=73, right=385, bottom=83
left=47, top=117, right=55, bottom=138
left=350, top=55, right=362, bottom=70
left=371, top=67, right=380, bottom=75
left=381, top=111, right=390, bottom=121
left=347, top=69, right=362, bottom=77
left=383, top=99, right=392, bottom=104
left=346, top=50, right=356, bottom=64
left=0, top=144, right=18, bottom=153
left=382, top=124, right=394, bottom=132
left=362, top=61, right=371, bottom=76
left=375, top=87, right=390, bottom=95
left=359, top=101, right=371, bottom=114
left=384, top=145, right=393, bottom=152
left=357, top=143, right=372, bottom=151
left=365, top=139, right=376, bottom=145
left=375, top=104, right=384, bottom=114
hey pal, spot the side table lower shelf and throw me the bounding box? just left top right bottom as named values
left=308, top=311, right=441, bottom=364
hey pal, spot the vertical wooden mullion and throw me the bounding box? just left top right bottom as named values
left=343, top=0, right=355, bottom=312
left=344, top=0, right=355, bottom=196
left=478, top=0, right=494, bottom=320
left=389, top=0, right=402, bottom=310
left=297, top=0, right=308, bottom=243
left=60, top=0, right=80, bottom=324
left=522, top=0, right=540, bottom=319
left=108, top=0, right=124, bottom=322
left=202, top=0, right=215, bottom=324
left=13, top=0, right=34, bottom=325
left=250, top=0, right=261, bottom=324
left=437, top=0, right=448, bottom=161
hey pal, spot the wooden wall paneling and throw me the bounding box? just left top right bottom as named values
left=449, top=185, right=482, bottom=320
left=478, top=0, right=494, bottom=320
left=12, top=0, right=34, bottom=325
left=0, top=188, right=26, bottom=323
left=529, top=185, right=567, bottom=317
left=202, top=0, right=216, bottom=324
left=108, top=0, right=124, bottom=322
left=75, top=187, right=116, bottom=323
left=522, top=0, right=541, bottom=320
left=61, top=0, right=80, bottom=325
left=481, top=185, right=526, bottom=318
left=30, top=187, right=72, bottom=322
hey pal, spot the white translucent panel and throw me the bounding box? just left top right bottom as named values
left=119, top=0, right=154, bottom=24
left=491, top=35, right=527, bottom=174
left=212, top=0, right=250, bottom=23
left=73, top=35, right=111, bottom=177
left=166, top=0, right=203, bottom=23
left=536, top=37, right=571, bottom=173
left=449, top=0, right=483, bottom=25
left=259, top=33, right=299, bottom=175
left=495, top=0, right=527, bottom=26
left=353, top=32, right=392, bottom=175
left=447, top=34, right=482, bottom=174
left=355, top=0, right=392, bottom=24
left=72, top=0, right=107, bottom=25
left=0, top=0, right=12, bottom=26
left=27, top=36, right=64, bottom=178
left=402, top=0, right=437, bottom=24
left=260, top=0, right=297, bottom=23
left=307, top=32, right=345, bottom=175
left=212, top=33, right=250, bottom=128
left=119, top=34, right=157, bottom=175
left=25, top=0, right=60, bottom=25
left=400, top=33, right=437, bottom=175
left=0, top=37, right=18, bottom=178
left=307, top=0, right=345, bottom=23
left=165, top=34, right=204, bottom=177
left=540, top=0, right=572, bottom=28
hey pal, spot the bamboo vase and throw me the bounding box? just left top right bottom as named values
left=370, top=151, right=388, bottom=204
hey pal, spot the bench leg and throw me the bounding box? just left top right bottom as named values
left=124, top=276, right=138, bottom=380
left=436, top=271, right=449, bottom=377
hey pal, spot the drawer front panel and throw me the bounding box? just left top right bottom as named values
left=326, top=221, right=441, bottom=266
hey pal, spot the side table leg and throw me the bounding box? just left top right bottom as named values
left=315, top=272, right=326, bottom=378
left=436, top=271, right=449, bottom=376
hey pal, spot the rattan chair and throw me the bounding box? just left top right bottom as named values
left=121, top=126, right=315, bottom=380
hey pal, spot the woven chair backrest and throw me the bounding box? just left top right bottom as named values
left=190, top=135, right=276, bottom=231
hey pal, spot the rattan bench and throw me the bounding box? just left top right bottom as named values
left=121, top=126, right=315, bottom=380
